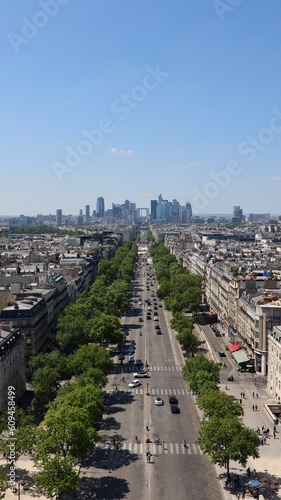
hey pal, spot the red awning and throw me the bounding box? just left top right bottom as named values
left=228, top=343, right=242, bottom=353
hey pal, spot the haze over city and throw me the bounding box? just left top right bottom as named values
left=1, top=1, right=281, bottom=215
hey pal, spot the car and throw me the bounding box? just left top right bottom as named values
left=118, top=354, right=125, bottom=360
left=154, top=397, right=164, bottom=406
left=155, top=325, right=160, bottom=330
left=168, top=395, right=178, bottom=404
left=219, top=351, right=226, bottom=357
left=135, top=359, right=143, bottom=366
left=156, top=329, right=162, bottom=335
left=130, top=340, right=136, bottom=345
left=128, top=380, right=141, bottom=388
left=159, top=304, right=163, bottom=308
left=139, top=317, right=143, bottom=322
left=147, top=307, right=152, bottom=311
left=128, top=357, right=135, bottom=363
left=128, top=347, right=135, bottom=354
left=134, top=371, right=149, bottom=378
left=170, top=404, right=180, bottom=414
left=154, top=316, right=159, bottom=321
left=147, top=316, right=151, bottom=320
left=215, top=331, right=221, bottom=337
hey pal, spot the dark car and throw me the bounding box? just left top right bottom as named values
left=215, top=331, right=221, bottom=337
left=170, top=404, right=180, bottom=414
left=219, top=351, right=226, bottom=357
left=168, top=395, right=178, bottom=405
left=139, top=317, right=143, bottom=322
left=156, top=329, right=162, bottom=335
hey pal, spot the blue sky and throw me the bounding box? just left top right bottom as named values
left=1, top=0, right=281, bottom=216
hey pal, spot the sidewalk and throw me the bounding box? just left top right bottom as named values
left=196, top=325, right=281, bottom=500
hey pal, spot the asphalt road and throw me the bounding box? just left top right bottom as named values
left=89, top=245, right=223, bottom=500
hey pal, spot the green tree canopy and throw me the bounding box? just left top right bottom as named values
left=197, top=415, right=260, bottom=474
left=69, top=344, right=113, bottom=376
left=88, top=313, right=124, bottom=345
left=197, top=389, right=244, bottom=419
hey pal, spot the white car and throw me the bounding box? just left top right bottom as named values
left=154, top=316, right=159, bottom=321
left=134, top=371, right=149, bottom=378
left=128, top=380, right=141, bottom=388
left=154, top=397, right=164, bottom=406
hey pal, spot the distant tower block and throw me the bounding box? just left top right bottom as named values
left=137, top=208, right=149, bottom=219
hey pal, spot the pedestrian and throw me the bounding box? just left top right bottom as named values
left=256, top=392, right=259, bottom=398
left=255, top=404, right=258, bottom=411
left=240, top=398, right=242, bottom=404
left=266, top=428, right=269, bottom=435
left=162, top=441, right=165, bottom=448
left=246, top=467, right=251, bottom=477
left=115, top=385, right=118, bottom=391
left=146, top=425, right=149, bottom=431
left=240, top=392, right=243, bottom=398
left=273, top=430, right=276, bottom=439
left=262, top=425, right=264, bottom=432
left=135, top=435, right=138, bottom=442
left=252, top=405, right=255, bottom=411
left=253, top=392, right=255, bottom=397
left=113, top=436, right=116, bottom=445
left=253, top=469, right=256, bottom=475
left=264, top=436, right=266, bottom=444
left=243, top=392, right=245, bottom=398
left=225, top=384, right=228, bottom=390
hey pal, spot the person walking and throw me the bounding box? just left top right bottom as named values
left=255, top=404, right=258, bottom=411
left=252, top=405, right=255, bottom=411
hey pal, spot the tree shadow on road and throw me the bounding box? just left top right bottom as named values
left=79, top=475, right=130, bottom=499
left=100, top=416, right=121, bottom=431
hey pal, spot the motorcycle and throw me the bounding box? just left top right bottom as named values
left=227, top=375, right=234, bottom=381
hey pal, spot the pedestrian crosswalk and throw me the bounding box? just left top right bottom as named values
left=106, top=387, right=190, bottom=396
left=100, top=442, right=203, bottom=456
left=113, top=365, right=182, bottom=374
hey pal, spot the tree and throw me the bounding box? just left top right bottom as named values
left=88, top=313, right=124, bottom=346
left=35, top=454, right=79, bottom=499
left=197, top=390, right=244, bottom=419
left=56, top=314, right=89, bottom=352
left=32, top=365, right=61, bottom=408
left=55, top=383, right=104, bottom=426
left=176, top=329, right=201, bottom=357
left=197, top=415, right=260, bottom=474
left=182, top=353, right=220, bottom=394
left=69, top=344, right=113, bottom=377
left=76, top=367, right=108, bottom=388
left=35, top=405, right=98, bottom=460
left=29, top=350, right=71, bottom=380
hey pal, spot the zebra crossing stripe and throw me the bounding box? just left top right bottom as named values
left=175, top=443, right=180, bottom=454
left=169, top=443, right=173, bottom=454
left=192, top=444, right=197, bottom=454
left=187, top=444, right=192, bottom=454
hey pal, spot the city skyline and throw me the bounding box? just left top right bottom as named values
left=1, top=2, right=281, bottom=214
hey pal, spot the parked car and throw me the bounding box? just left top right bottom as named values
left=135, top=359, right=143, bottom=366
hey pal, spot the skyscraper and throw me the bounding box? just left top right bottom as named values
left=85, top=205, right=90, bottom=222
left=96, top=197, right=105, bottom=217
left=233, top=205, right=243, bottom=222
left=151, top=200, right=157, bottom=220
left=56, top=209, right=62, bottom=226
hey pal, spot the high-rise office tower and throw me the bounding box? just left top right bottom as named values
left=185, top=202, right=192, bottom=220
left=96, top=197, right=105, bottom=217
left=151, top=200, right=157, bottom=219
left=56, top=209, right=62, bottom=225
left=85, top=205, right=90, bottom=222
left=233, top=205, right=243, bottom=222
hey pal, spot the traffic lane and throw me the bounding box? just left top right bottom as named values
left=149, top=449, right=223, bottom=500
left=148, top=372, right=200, bottom=444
